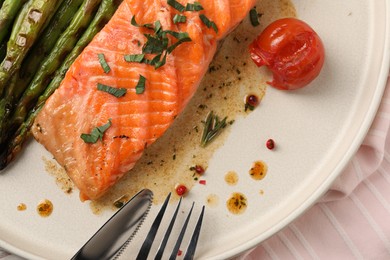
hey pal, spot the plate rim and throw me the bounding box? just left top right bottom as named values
left=1, top=1, right=390, bottom=259
left=216, top=1, right=390, bottom=259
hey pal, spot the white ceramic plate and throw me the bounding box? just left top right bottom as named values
left=1, top=0, right=389, bottom=259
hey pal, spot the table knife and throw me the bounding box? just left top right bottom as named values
left=71, top=189, right=153, bottom=260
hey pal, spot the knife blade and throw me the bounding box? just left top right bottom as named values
left=71, top=189, right=153, bottom=260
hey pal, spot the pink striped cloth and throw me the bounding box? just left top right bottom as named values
left=1, top=80, right=389, bottom=260
left=236, top=75, right=390, bottom=260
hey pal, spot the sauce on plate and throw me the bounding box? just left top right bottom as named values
left=17, top=203, right=27, bottom=211
left=225, top=171, right=239, bottom=186
left=41, top=0, right=296, bottom=214
left=227, top=192, right=248, bottom=215
left=249, top=161, right=268, bottom=181
left=37, top=199, right=53, bottom=217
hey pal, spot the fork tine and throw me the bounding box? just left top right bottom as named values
left=154, top=197, right=183, bottom=259
left=168, top=202, right=195, bottom=260
left=136, top=193, right=171, bottom=260
left=183, top=205, right=205, bottom=260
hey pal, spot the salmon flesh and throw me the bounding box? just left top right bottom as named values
left=32, top=0, right=256, bottom=200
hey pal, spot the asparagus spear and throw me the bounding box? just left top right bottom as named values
left=0, top=0, right=78, bottom=114
left=0, top=0, right=61, bottom=96
left=0, top=41, right=5, bottom=61
left=20, top=0, right=84, bottom=80
left=1, top=0, right=123, bottom=168
left=0, top=0, right=89, bottom=148
left=0, top=0, right=84, bottom=132
left=0, top=0, right=63, bottom=145
left=9, top=0, right=102, bottom=129
left=0, top=0, right=28, bottom=45
left=0, top=0, right=97, bottom=142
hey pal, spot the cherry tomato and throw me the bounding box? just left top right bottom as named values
left=249, top=18, right=325, bottom=90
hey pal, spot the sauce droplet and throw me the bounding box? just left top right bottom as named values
left=227, top=192, right=247, bottom=214
left=225, top=171, right=239, bottom=186
left=17, top=203, right=27, bottom=211
left=249, top=161, right=268, bottom=180
left=37, top=199, right=53, bottom=217
left=206, top=194, right=219, bottom=208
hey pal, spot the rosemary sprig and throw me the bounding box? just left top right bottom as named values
left=201, top=111, right=228, bottom=147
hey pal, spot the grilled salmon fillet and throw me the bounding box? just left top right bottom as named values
left=32, top=0, right=255, bottom=200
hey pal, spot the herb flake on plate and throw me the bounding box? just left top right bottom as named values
left=249, top=8, right=260, bottom=27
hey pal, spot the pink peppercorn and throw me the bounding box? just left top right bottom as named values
left=194, top=165, right=205, bottom=174
left=266, top=139, right=275, bottom=150
left=175, top=184, right=187, bottom=196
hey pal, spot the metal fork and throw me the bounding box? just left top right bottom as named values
left=136, top=193, right=205, bottom=260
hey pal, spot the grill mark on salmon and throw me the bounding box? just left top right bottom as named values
left=32, top=0, right=256, bottom=200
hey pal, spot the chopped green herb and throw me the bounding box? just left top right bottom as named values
left=131, top=16, right=153, bottom=29
left=124, top=54, right=159, bottom=67
left=127, top=19, right=192, bottom=70
left=124, top=53, right=164, bottom=69
left=167, top=0, right=185, bottom=12
left=135, top=75, right=146, bottom=94
left=81, top=119, right=112, bottom=144
left=199, top=14, right=218, bottom=33
left=249, top=8, right=260, bottom=27
left=173, top=14, right=187, bottom=24
left=185, top=2, right=203, bottom=11
left=167, top=34, right=191, bottom=53
left=143, top=34, right=168, bottom=54
left=153, top=52, right=167, bottom=69
left=124, top=54, right=145, bottom=63
left=154, top=20, right=162, bottom=34
left=162, top=30, right=187, bottom=39
left=98, top=53, right=111, bottom=73
left=97, top=83, right=127, bottom=98
left=201, top=111, right=228, bottom=147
